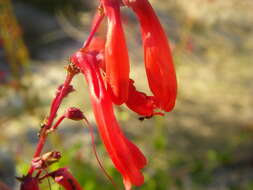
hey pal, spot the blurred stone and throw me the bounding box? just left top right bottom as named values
left=12, top=2, right=82, bottom=61
left=0, top=151, right=15, bottom=188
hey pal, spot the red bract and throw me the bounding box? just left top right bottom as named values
left=102, top=0, right=130, bottom=105
left=20, top=176, right=40, bottom=190
left=49, top=168, right=83, bottom=190
left=124, top=0, right=177, bottom=112
left=71, top=51, right=147, bottom=190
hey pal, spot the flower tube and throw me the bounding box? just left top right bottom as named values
left=102, top=0, right=130, bottom=105
left=124, top=0, right=177, bottom=112
left=71, top=51, right=147, bottom=190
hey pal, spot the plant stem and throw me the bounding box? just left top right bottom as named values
left=28, top=72, right=75, bottom=175
left=50, top=115, right=66, bottom=131
left=47, top=73, right=74, bottom=130
left=82, top=4, right=105, bottom=49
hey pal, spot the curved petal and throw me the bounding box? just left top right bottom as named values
left=126, top=79, right=164, bottom=117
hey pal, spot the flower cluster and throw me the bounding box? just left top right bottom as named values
left=19, top=0, right=177, bottom=190
left=70, top=0, right=177, bottom=189
left=83, top=0, right=177, bottom=116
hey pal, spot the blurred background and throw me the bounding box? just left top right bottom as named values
left=0, top=0, right=253, bottom=189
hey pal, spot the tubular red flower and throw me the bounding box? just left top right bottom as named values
left=124, top=0, right=177, bottom=112
left=102, top=0, right=130, bottom=105
left=49, top=168, right=83, bottom=190
left=84, top=38, right=163, bottom=117
left=71, top=51, right=147, bottom=190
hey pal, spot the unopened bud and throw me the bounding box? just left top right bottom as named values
left=65, top=107, right=85, bottom=121
left=19, top=175, right=40, bottom=190
left=32, top=151, right=61, bottom=170
left=49, top=168, right=82, bottom=190
left=56, top=85, right=75, bottom=98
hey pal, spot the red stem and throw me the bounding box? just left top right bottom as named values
left=47, top=73, right=74, bottom=129
left=28, top=137, right=46, bottom=174
left=27, top=1, right=104, bottom=178
left=28, top=73, right=75, bottom=175
left=50, top=115, right=66, bottom=131
left=82, top=7, right=105, bottom=49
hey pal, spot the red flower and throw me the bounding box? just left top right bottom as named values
left=71, top=51, right=147, bottom=190
left=124, top=0, right=177, bottom=112
left=101, top=0, right=130, bottom=105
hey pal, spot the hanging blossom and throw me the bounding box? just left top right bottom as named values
left=98, top=0, right=177, bottom=116
left=19, top=0, right=177, bottom=190
left=71, top=51, right=147, bottom=190
left=123, top=0, right=177, bottom=112
left=70, top=0, right=177, bottom=189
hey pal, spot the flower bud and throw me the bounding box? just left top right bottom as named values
left=32, top=151, right=61, bottom=170
left=56, top=85, right=75, bottom=98
left=49, top=168, right=82, bottom=190
left=20, top=176, right=40, bottom=190
left=65, top=107, right=85, bottom=121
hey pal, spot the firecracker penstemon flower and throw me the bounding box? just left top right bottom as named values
left=71, top=51, right=147, bottom=190
left=19, top=0, right=177, bottom=190
left=123, top=0, right=177, bottom=112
